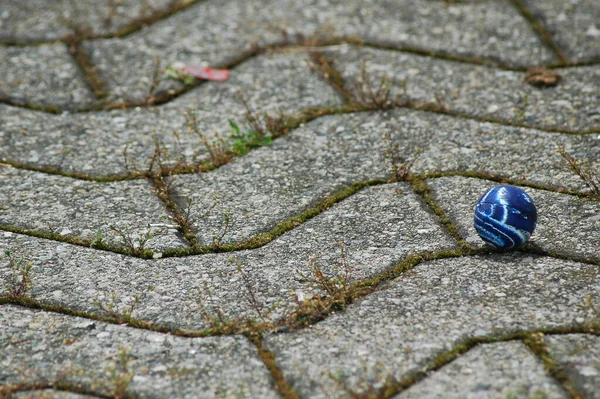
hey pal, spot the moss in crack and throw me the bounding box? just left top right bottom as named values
left=1, top=249, right=34, bottom=299
left=251, top=335, right=300, bottom=399
left=508, top=0, right=568, bottom=66
left=523, top=332, right=584, bottom=399
left=64, top=24, right=108, bottom=100
left=409, top=177, right=472, bottom=250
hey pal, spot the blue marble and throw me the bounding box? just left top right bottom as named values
left=474, top=185, right=537, bottom=249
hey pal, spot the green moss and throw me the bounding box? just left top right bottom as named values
left=522, top=332, right=584, bottom=399
left=249, top=334, right=300, bottom=399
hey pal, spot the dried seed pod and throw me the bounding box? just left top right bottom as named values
left=524, top=67, right=562, bottom=87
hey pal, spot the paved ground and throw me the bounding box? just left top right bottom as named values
left=1, top=1, right=599, bottom=398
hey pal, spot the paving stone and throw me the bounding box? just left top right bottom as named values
left=175, top=110, right=598, bottom=242
left=545, top=334, right=600, bottom=399
left=0, top=183, right=456, bottom=329
left=0, top=0, right=180, bottom=43
left=328, top=45, right=600, bottom=132
left=0, top=50, right=341, bottom=176
left=9, top=390, right=100, bottom=399
left=427, top=176, right=600, bottom=259
left=172, top=111, right=390, bottom=245
left=264, top=254, right=600, bottom=398
left=0, top=305, right=279, bottom=399
left=83, top=0, right=555, bottom=102
left=394, top=341, right=566, bottom=399
left=0, top=44, right=94, bottom=110
left=522, top=0, right=600, bottom=63
left=0, top=165, right=185, bottom=252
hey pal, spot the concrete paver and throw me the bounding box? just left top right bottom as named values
left=522, top=0, right=600, bottom=63
left=329, top=45, right=600, bottom=131
left=428, top=176, right=600, bottom=259
left=0, top=44, right=94, bottom=110
left=394, top=341, right=566, bottom=399
left=265, top=254, right=599, bottom=398
left=0, top=183, right=456, bottom=330
left=545, top=334, right=600, bottom=399
left=1, top=1, right=598, bottom=397
left=0, top=305, right=279, bottom=399
left=0, top=165, right=185, bottom=252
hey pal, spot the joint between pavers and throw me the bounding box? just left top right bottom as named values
left=367, top=327, right=598, bottom=399
left=422, top=171, right=600, bottom=202
left=248, top=334, right=300, bottom=399
left=65, top=35, right=108, bottom=100
left=408, top=176, right=473, bottom=251
left=0, top=0, right=206, bottom=46
left=0, top=381, right=115, bottom=399
left=522, top=331, right=586, bottom=399
left=508, top=0, right=569, bottom=66
left=0, top=224, right=155, bottom=259
left=146, top=173, right=198, bottom=249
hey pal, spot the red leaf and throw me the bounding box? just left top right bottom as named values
left=182, top=66, right=230, bottom=81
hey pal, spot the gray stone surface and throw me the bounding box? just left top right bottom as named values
left=545, top=334, right=600, bottom=399
left=522, top=0, right=600, bottom=63
left=0, top=0, right=180, bottom=43
left=427, top=176, right=600, bottom=259
left=0, top=50, right=341, bottom=176
left=83, top=0, right=556, bottom=102
left=174, top=109, right=599, bottom=244
left=265, top=254, right=599, bottom=398
left=0, top=44, right=94, bottom=109
left=0, top=165, right=185, bottom=252
left=394, top=341, right=566, bottom=399
left=10, top=390, right=100, bottom=399
left=329, top=45, right=600, bottom=131
left=0, top=183, right=456, bottom=330
left=0, top=305, right=279, bottom=399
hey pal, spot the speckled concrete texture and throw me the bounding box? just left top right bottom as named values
left=545, top=334, right=600, bottom=399
left=1, top=1, right=598, bottom=397
left=394, top=341, right=566, bottom=399
left=0, top=165, right=185, bottom=252
left=0, top=183, right=456, bottom=330
left=0, top=306, right=279, bottom=399
left=264, top=254, right=599, bottom=398
left=0, top=50, right=341, bottom=176
left=329, top=45, right=600, bottom=131
left=0, top=0, right=182, bottom=43
left=522, top=0, right=600, bottom=63
left=82, top=0, right=556, bottom=102
left=0, top=44, right=94, bottom=109
left=427, top=176, right=600, bottom=260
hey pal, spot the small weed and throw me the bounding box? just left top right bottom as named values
left=286, top=242, right=355, bottom=328
left=196, top=280, right=241, bottom=334
left=109, top=225, right=163, bottom=257
left=93, top=290, right=146, bottom=322
left=145, top=57, right=163, bottom=105
left=103, top=345, right=135, bottom=399
left=350, top=62, right=403, bottom=111
left=229, top=120, right=272, bottom=156
left=185, top=109, right=232, bottom=167
left=579, top=294, right=600, bottom=332
left=557, top=146, right=600, bottom=197
left=233, top=258, right=281, bottom=322
left=164, top=66, right=195, bottom=86
left=2, top=249, right=34, bottom=299
left=90, top=229, right=104, bottom=248
left=383, top=131, right=420, bottom=182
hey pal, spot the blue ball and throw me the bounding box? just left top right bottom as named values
left=474, top=185, right=537, bottom=249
